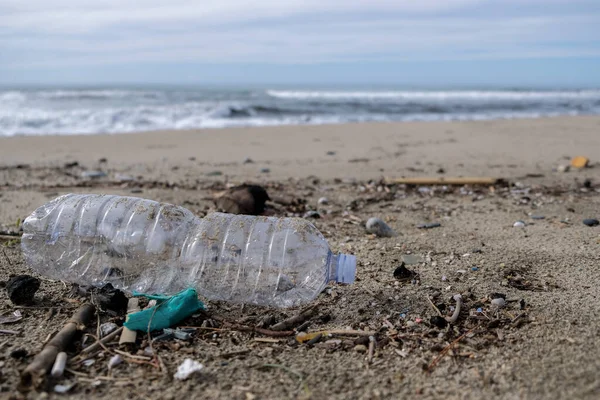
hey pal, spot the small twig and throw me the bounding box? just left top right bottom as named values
left=296, top=329, right=376, bottom=343
left=225, top=323, right=295, bottom=337
left=427, top=329, right=474, bottom=373
left=367, top=336, right=375, bottom=364
left=425, top=295, right=443, bottom=317
left=0, top=329, right=19, bottom=335
left=76, top=326, right=123, bottom=358
left=446, top=294, right=463, bottom=324
left=270, top=305, right=317, bottom=331
left=2, top=247, right=12, bottom=266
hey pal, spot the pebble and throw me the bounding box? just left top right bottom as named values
left=417, top=222, right=441, bottom=229
left=471, top=267, right=479, bottom=271
left=353, top=344, right=368, bottom=353
left=531, top=215, right=545, bottom=220
left=243, top=157, right=254, bottom=164
left=583, top=218, right=599, bottom=227
left=366, top=217, right=397, bottom=237
left=108, top=354, right=123, bottom=370
left=303, top=211, right=321, bottom=219
left=205, top=171, right=223, bottom=176
left=317, top=197, right=329, bottom=205
left=557, top=164, right=570, bottom=173
left=100, top=322, right=118, bottom=337
left=260, top=168, right=271, bottom=174
left=326, top=151, right=336, bottom=156
left=81, top=170, right=107, bottom=179
left=393, top=263, right=416, bottom=280
left=402, top=254, right=423, bottom=265
left=429, top=316, right=447, bottom=329
left=491, top=298, right=506, bottom=308
left=513, top=220, right=526, bottom=228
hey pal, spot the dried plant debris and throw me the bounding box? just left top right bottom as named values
left=502, top=268, right=554, bottom=291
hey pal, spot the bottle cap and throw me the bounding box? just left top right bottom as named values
left=336, top=253, right=356, bottom=284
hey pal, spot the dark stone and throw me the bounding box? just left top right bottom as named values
left=10, top=348, right=28, bottom=359
left=520, top=299, right=526, bottom=310
left=215, top=184, right=270, bottom=215
left=472, top=248, right=483, bottom=253
left=583, top=218, right=599, bottom=227
left=91, top=283, right=128, bottom=315
left=6, top=275, right=40, bottom=305
left=531, top=215, right=545, bottom=220
left=490, top=292, right=507, bottom=300
left=487, top=320, right=501, bottom=329
left=393, top=262, right=416, bottom=281
left=417, top=222, right=441, bottom=229
left=326, top=151, right=336, bottom=156
left=98, top=158, right=108, bottom=163
left=429, top=316, right=448, bottom=329
left=583, top=179, right=592, bottom=188
left=64, top=161, right=79, bottom=168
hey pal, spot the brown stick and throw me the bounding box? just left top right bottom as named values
left=270, top=305, right=317, bottom=331
left=223, top=322, right=295, bottom=337
left=19, top=304, right=95, bottom=391
left=384, top=177, right=504, bottom=186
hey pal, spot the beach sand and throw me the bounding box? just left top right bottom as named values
left=1, top=116, right=599, bottom=399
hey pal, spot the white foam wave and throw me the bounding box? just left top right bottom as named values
left=267, top=89, right=600, bottom=101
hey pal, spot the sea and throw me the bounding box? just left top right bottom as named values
left=1, top=86, right=600, bottom=136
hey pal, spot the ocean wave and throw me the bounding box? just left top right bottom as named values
left=1, top=88, right=599, bottom=136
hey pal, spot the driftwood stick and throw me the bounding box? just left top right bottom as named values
left=19, top=303, right=95, bottom=390
left=384, top=177, right=504, bottom=186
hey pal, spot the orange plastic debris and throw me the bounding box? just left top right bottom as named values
left=571, top=156, right=590, bottom=169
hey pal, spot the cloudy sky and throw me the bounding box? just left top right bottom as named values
left=1, top=0, right=599, bottom=86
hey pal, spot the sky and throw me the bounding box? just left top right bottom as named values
left=0, top=0, right=599, bottom=87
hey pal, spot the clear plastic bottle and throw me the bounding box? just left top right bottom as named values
left=21, top=194, right=356, bottom=308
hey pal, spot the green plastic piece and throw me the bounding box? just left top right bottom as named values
left=123, top=288, right=205, bottom=332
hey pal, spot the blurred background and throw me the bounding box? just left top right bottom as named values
left=1, top=0, right=599, bottom=136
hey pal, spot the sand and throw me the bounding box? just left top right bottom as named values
left=1, top=116, right=599, bottom=399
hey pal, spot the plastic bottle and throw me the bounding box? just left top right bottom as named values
left=21, top=194, right=356, bottom=308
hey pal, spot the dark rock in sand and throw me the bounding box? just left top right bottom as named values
left=417, top=222, right=441, bottom=229
left=6, top=275, right=40, bottom=305
left=215, top=184, right=270, bottom=215
left=430, top=316, right=448, bottom=329
left=583, top=218, right=599, bottom=227
left=393, top=262, right=416, bottom=281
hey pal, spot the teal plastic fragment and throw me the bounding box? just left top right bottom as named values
left=123, top=288, right=205, bottom=332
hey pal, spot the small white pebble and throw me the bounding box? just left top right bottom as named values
left=366, top=217, right=397, bottom=237
left=108, top=354, right=123, bottom=370
left=317, top=197, right=329, bottom=205
left=513, top=221, right=526, bottom=228
left=491, top=298, right=506, bottom=308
